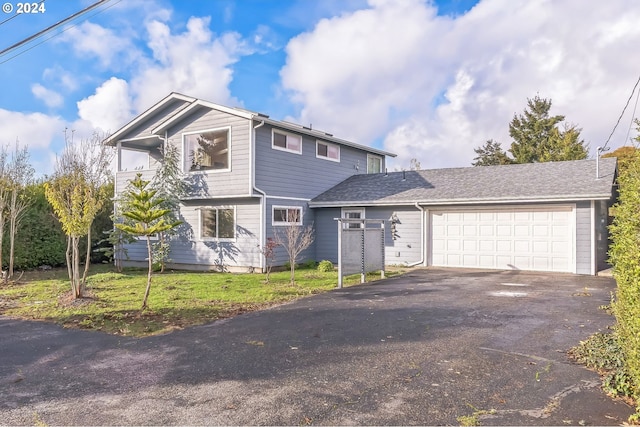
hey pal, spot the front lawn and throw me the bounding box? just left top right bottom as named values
left=0, top=265, right=399, bottom=336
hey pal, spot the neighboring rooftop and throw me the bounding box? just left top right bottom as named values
left=309, top=158, right=617, bottom=207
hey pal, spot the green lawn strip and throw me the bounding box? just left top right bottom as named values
left=0, top=266, right=404, bottom=337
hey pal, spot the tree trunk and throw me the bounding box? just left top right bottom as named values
left=159, top=233, right=165, bottom=273
left=8, top=206, right=16, bottom=278
left=66, top=235, right=72, bottom=288
left=72, top=236, right=81, bottom=298
left=142, top=235, right=153, bottom=310
left=0, top=211, right=5, bottom=276
left=81, top=223, right=92, bottom=285
left=290, top=258, right=295, bottom=284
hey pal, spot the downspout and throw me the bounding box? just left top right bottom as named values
left=251, top=119, right=267, bottom=271
left=407, top=202, right=426, bottom=267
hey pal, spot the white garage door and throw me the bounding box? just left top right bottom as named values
left=430, top=207, right=574, bottom=273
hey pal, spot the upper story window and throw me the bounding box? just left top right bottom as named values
left=184, top=128, right=230, bottom=172
left=272, top=130, right=302, bottom=154
left=316, top=141, right=340, bottom=162
left=200, top=207, right=235, bottom=240
left=272, top=206, right=303, bottom=226
left=119, top=148, right=149, bottom=172
left=367, top=155, right=382, bottom=174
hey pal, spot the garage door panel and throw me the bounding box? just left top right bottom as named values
left=431, top=207, right=573, bottom=273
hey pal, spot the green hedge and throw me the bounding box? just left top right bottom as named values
left=609, top=149, right=640, bottom=413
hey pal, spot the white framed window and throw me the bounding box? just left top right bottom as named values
left=342, top=208, right=364, bottom=229
left=273, top=206, right=303, bottom=226
left=367, top=155, right=382, bottom=174
left=199, top=207, right=235, bottom=240
left=272, top=129, right=302, bottom=154
left=119, top=148, right=149, bottom=171
left=316, top=141, right=340, bottom=162
left=183, top=127, right=231, bottom=172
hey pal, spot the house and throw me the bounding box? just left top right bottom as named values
left=310, top=158, right=617, bottom=275
left=107, top=92, right=617, bottom=276
left=105, top=92, right=395, bottom=272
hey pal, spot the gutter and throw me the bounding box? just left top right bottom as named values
left=251, top=119, right=267, bottom=271
left=406, top=202, right=426, bottom=267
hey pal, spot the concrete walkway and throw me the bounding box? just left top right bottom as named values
left=0, top=268, right=633, bottom=425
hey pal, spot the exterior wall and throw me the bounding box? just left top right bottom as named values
left=121, top=198, right=262, bottom=271
left=312, top=206, right=422, bottom=266
left=165, top=107, right=252, bottom=199
left=575, top=201, right=592, bottom=275
left=119, top=100, right=191, bottom=145
left=265, top=198, right=316, bottom=265
left=254, top=124, right=380, bottom=199
left=595, top=199, right=612, bottom=272
left=115, top=169, right=155, bottom=197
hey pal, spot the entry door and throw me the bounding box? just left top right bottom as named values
left=430, top=207, right=574, bottom=273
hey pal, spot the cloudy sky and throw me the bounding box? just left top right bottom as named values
left=1, top=0, right=639, bottom=174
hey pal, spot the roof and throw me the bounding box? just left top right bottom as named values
left=105, top=92, right=395, bottom=158
left=309, top=158, right=617, bottom=207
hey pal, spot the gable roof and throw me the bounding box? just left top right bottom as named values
left=104, top=92, right=395, bottom=158
left=309, top=158, right=617, bottom=207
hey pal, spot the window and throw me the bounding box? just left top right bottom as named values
left=273, top=206, right=303, bottom=226
left=119, top=148, right=149, bottom=171
left=367, top=155, right=382, bottom=174
left=342, top=208, right=364, bottom=229
left=316, top=141, right=340, bottom=162
left=272, top=130, right=302, bottom=154
left=200, top=207, right=235, bottom=240
left=184, top=128, right=230, bottom=172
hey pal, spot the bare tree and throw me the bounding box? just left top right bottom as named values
left=273, top=210, right=314, bottom=284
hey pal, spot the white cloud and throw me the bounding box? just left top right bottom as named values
left=31, top=84, right=64, bottom=108
left=130, top=16, right=248, bottom=112
left=60, top=21, right=138, bottom=68
left=281, top=0, right=640, bottom=169
left=0, top=109, right=65, bottom=151
left=77, top=77, right=134, bottom=133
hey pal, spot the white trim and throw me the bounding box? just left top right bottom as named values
left=271, top=129, right=302, bottom=155
left=309, top=196, right=614, bottom=208
left=182, top=126, right=232, bottom=174
left=118, top=146, right=151, bottom=172
left=316, top=140, right=340, bottom=162
left=265, top=195, right=311, bottom=202
left=272, top=205, right=303, bottom=226
left=198, top=206, right=237, bottom=241
left=341, top=207, right=365, bottom=229
left=152, top=99, right=254, bottom=135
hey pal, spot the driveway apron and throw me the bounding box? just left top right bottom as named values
left=0, top=268, right=633, bottom=425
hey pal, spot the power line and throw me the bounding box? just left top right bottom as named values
left=603, top=73, right=640, bottom=151
left=0, top=0, right=113, bottom=59
left=623, top=81, right=640, bottom=146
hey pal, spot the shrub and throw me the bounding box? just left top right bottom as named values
left=302, top=259, right=317, bottom=269
left=609, top=142, right=640, bottom=419
left=317, top=260, right=334, bottom=272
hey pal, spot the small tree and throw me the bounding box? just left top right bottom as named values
left=258, top=237, right=278, bottom=283
left=7, top=145, right=35, bottom=279
left=472, top=139, right=512, bottom=166
left=273, top=210, right=314, bottom=285
left=116, top=174, right=181, bottom=309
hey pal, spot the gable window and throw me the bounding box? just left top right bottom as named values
left=272, top=130, right=302, bottom=154
left=342, top=208, right=364, bottom=229
left=200, top=207, right=235, bottom=240
left=184, top=128, right=230, bottom=172
left=316, top=141, right=340, bottom=162
left=273, top=206, right=303, bottom=226
left=367, top=155, right=382, bottom=174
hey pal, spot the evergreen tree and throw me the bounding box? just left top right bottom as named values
left=472, top=139, right=512, bottom=166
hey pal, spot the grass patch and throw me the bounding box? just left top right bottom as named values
left=0, top=264, right=404, bottom=337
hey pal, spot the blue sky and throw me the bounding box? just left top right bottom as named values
left=1, top=0, right=639, bottom=175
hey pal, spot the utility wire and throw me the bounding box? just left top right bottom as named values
left=623, top=82, right=640, bottom=146
left=0, top=0, right=112, bottom=58
left=0, top=0, right=45, bottom=27
left=603, top=73, right=640, bottom=151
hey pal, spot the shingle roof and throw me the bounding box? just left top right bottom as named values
left=309, top=158, right=617, bottom=207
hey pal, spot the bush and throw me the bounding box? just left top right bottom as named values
left=317, top=260, right=334, bottom=272
left=609, top=143, right=640, bottom=419
left=302, top=259, right=317, bottom=269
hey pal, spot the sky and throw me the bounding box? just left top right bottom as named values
left=1, top=0, right=640, bottom=175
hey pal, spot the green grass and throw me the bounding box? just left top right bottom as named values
left=0, top=265, right=401, bottom=337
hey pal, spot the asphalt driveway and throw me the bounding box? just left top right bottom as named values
left=0, top=268, right=634, bottom=425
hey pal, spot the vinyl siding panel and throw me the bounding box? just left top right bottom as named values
left=575, top=201, right=592, bottom=274
left=166, top=107, right=251, bottom=198
left=120, top=199, right=261, bottom=271
left=265, top=198, right=315, bottom=265
left=254, top=124, right=380, bottom=199
left=314, top=208, right=341, bottom=263
left=115, top=170, right=155, bottom=197
left=118, top=100, right=191, bottom=143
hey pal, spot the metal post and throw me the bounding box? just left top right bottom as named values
left=381, top=221, right=386, bottom=279
left=360, top=222, right=366, bottom=283
left=337, top=218, right=343, bottom=289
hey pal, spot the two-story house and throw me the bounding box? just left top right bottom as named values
left=106, top=92, right=395, bottom=272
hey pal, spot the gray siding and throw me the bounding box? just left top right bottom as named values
left=596, top=199, right=611, bottom=272
left=265, top=198, right=315, bottom=265
left=115, top=170, right=155, bottom=197
left=312, top=206, right=422, bottom=266
left=118, top=99, right=191, bottom=144
left=254, top=124, right=381, bottom=199
left=166, top=107, right=252, bottom=198
left=575, top=201, right=592, bottom=274
left=121, top=198, right=261, bottom=271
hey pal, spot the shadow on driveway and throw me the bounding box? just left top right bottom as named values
left=0, top=268, right=633, bottom=425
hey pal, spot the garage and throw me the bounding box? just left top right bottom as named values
left=430, top=206, right=574, bottom=273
